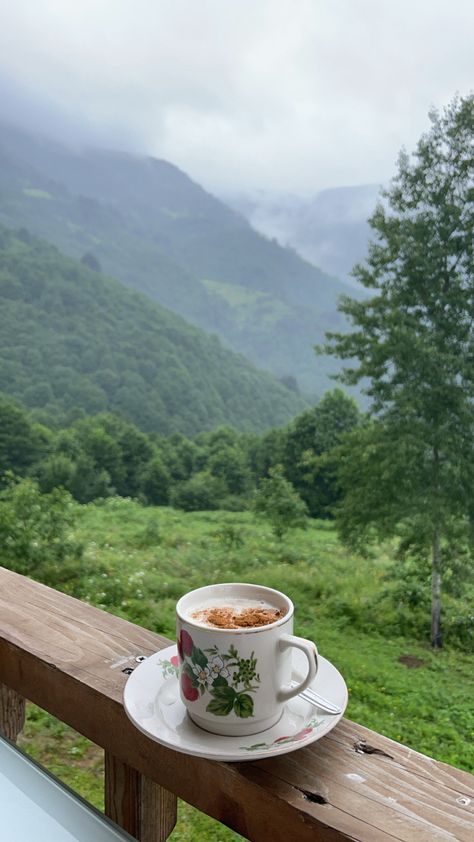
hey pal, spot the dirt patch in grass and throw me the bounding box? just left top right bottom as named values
left=398, top=654, right=426, bottom=669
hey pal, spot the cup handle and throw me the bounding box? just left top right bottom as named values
left=277, top=633, right=318, bottom=703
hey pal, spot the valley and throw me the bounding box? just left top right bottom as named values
left=0, top=122, right=361, bottom=397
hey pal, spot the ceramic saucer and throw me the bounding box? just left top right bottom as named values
left=123, top=644, right=347, bottom=762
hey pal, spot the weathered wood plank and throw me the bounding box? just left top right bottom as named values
left=0, top=566, right=472, bottom=842
left=253, top=728, right=473, bottom=841
left=105, top=752, right=177, bottom=842
left=0, top=684, right=25, bottom=742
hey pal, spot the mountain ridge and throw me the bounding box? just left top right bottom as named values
left=0, top=121, right=357, bottom=396
left=0, top=224, right=308, bottom=434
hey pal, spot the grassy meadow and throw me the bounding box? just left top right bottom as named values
left=12, top=497, right=474, bottom=840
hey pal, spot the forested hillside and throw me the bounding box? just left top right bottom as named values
left=0, top=225, right=307, bottom=434
left=0, top=122, right=357, bottom=395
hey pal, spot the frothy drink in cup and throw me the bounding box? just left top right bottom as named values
left=189, top=598, right=285, bottom=629
left=176, top=583, right=318, bottom=736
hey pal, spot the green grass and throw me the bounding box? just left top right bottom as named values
left=202, top=279, right=267, bottom=307
left=201, top=278, right=291, bottom=326
left=18, top=707, right=103, bottom=809
left=10, top=499, right=474, bottom=839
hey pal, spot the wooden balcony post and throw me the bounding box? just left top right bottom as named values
left=0, top=683, right=25, bottom=743
left=105, top=752, right=177, bottom=842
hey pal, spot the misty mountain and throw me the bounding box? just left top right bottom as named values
left=0, top=224, right=308, bottom=434
left=223, top=184, right=381, bottom=284
left=0, top=122, right=359, bottom=397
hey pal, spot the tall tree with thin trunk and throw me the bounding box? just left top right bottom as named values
left=321, top=95, right=474, bottom=648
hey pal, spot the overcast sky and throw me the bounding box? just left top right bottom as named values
left=0, top=0, right=473, bottom=195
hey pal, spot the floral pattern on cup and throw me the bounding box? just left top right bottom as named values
left=240, top=717, right=322, bottom=752
left=172, top=632, right=261, bottom=719
left=159, top=654, right=179, bottom=679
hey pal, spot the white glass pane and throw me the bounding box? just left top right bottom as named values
left=0, top=737, right=133, bottom=841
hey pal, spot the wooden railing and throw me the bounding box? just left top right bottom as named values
left=0, top=565, right=472, bottom=841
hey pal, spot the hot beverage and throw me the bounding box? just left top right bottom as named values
left=176, top=583, right=318, bottom=736
left=191, top=599, right=284, bottom=629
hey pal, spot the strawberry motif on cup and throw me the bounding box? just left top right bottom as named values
left=173, top=637, right=261, bottom=717
left=181, top=671, right=199, bottom=702
left=177, top=629, right=194, bottom=659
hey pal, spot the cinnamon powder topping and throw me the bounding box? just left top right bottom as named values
left=192, top=606, right=282, bottom=629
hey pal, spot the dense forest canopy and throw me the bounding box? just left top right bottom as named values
left=0, top=387, right=359, bottom=513
left=0, top=122, right=358, bottom=395
left=0, top=224, right=308, bottom=434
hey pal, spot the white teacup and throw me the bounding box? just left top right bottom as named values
left=176, top=582, right=318, bottom=736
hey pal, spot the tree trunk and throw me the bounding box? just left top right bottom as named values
left=431, top=527, right=442, bottom=648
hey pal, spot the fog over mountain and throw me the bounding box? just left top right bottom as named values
left=1, top=1, right=474, bottom=194
left=1, top=0, right=473, bottom=414
left=223, top=184, right=382, bottom=285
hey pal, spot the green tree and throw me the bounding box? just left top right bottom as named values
left=0, top=395, right=50, bottom=480
left=140, top=456, right=170, bottom=505
left=321, top=95, right=474, bottom=648
left=71, top=456, right=112, bottom=502
left=160, top=433, right=197, bottom=482
left=207, top=446, right=252, bottom=495
left=97, top=414, right=154, bottom=497
left=248, top=427, right=286, bottom=480
left=71, top=418, right=126, bottom=493
left=253, top=465, right=308, bottom=540
left=36, top=454, right=76, bottom=494
left=193, top=427, right=254, bottom=497
left=282, top=389, right=361, bottom=517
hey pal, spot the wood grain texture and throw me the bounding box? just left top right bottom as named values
left=0, top=684, right=25, bottom=742
left=105, top=752, right=177, bottom=842
left=0, top=566, right=473, bottom=842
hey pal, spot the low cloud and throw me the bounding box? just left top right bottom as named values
left=0, top=0, right=473, bottom=192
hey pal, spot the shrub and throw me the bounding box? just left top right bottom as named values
left=253, top=465, right=308, bottom=540
left=214, top=522, right=244, bottom=550
left=0, top=475, right=82, bottom=575
left=169, top=471, right=224, bottom=512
